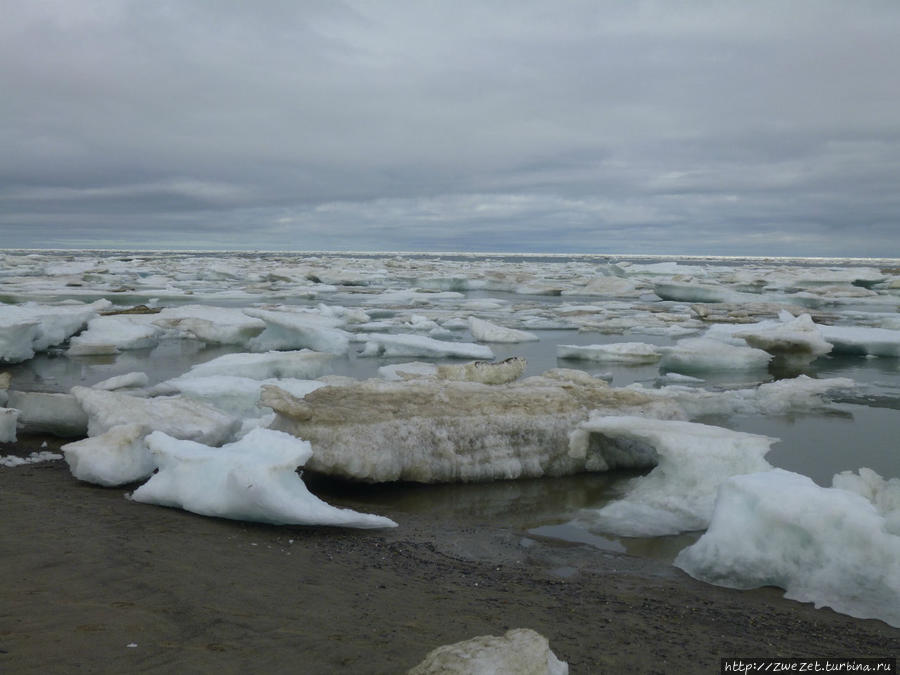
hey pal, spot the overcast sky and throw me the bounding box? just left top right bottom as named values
left=2, top=1, right=899, bottom=256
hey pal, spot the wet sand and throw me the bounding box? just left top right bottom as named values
left=2, top=435, right=898, bottom=674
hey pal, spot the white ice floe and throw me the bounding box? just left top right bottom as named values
left=67, top=315, right=161, bottom=356
left=158, top=374, right=326, bottom=418
left=734, top=312, right=832, bottom=363
left=557, top=342, right=662, bottom=364
left=130, top=428, right=397, bottom=528
left=262, top=372, right=683, bottom=483
left=1, top=450, right=63, bottom=467
left=185, top=350, right=334, bottom=380
left=675, top=468, right=900, bottom=628
left=152, top=305, right=266, bottom=345
left=562, top=275, right=641, bottom=298
left=5, top=391, right=89, bottom=437
left=360, top=333, right=494, bottom=360
left=71, top=387, right=239, bottom=445
left=818, top=325, right=900, bottom=357
left=660, top=337, right=771, bottom=373
left=0, top=300, right=109, bottom=362
left=628, top=375, right=855, bottom=419
left=571, top=416, right=775, bottom=536
left=653, top=281, right=740, bottom=303
left=244, top=307, right=351, bottom=354
left=468, top=316, right=539, bottom=343
left=92, top=371, right=150, bottom=391
left=408, top=628, right=568, bottom=675
left=0, top=407, right=19, bottom=442
left=62, top=423, right=154, bottom=486
left=832, top=467, right=900, bottom=535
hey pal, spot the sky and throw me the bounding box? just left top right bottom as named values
left=2, top=1, right=899, bottom=257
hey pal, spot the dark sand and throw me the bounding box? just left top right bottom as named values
left=2, top=435, right=898, bottom=674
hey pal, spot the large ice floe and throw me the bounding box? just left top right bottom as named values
left=570, top=416, right=776, bottom=536
left=359, top=333, right=494, bottom=360
left=0, top=300, right=109, bottom=362
left=129, top=428, right=397, bottom=528
left=408, top=628, right=568, bottom=675
left=261, top=370, right=683, bottom=483
left=675, top=468, right=900, bottom=628
left=660, top=337, right=772, bottom=373
left=557, top=342, right=662, bottom=364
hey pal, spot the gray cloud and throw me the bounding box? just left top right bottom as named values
left=1, top=1, right=899, bottom=255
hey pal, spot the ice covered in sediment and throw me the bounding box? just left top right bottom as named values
left=436, top=357, right=527, bottom=385
left=832, top=468, right=900, bottom=535
left=244, top=308, right=351, bottom=355
left=157, top=374, right=326, bottom=418
left=261, top=372, right=683, bottom=483
left=67, top=315, right=162, bottom=355
left=1, top=451, right=63, bottom=467
left=660, top=337, right=771, bottom=373
left=572, top=416, right=775, bottom=536
left=733, top=312, right=832, bottom=363
left=92, top=371, right=150, bottom=391
left=360, top=333, right=494, bottom=360
left=185, top=350, right=334, bottom=380
left=378, top=362, right=439, bottom=381
left=71, top=386, right=239, bottom=445
left=408, top=628, right=568, bottom=675
left=130, top=428, right=397, bottom=529
left=818, top=325, right=900, bottom=357
left=6, top=391, right=89, bottom=437
left=468, top=317, right=539, bottom=343
left=674, top=469, right=900, bottom=628
left=62, top=423, right=155, bottom=486
left=151, top=305, right=266, bottom=345
left=627, top=375, right=855, bottom=418
left=557, top=342, right=661, bottom=364
left=0, top=407, right=19, bottom=442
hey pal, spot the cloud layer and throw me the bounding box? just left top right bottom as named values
left=2, top=1, right=899, bottom=255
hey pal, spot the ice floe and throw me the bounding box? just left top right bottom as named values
left=360, top=333, right=494, bottom=360
left=468, top=316, right=539, bottom=343
left=62, top=423, right=155, bottom=486
left=660, top=337, right=772, bottom=373
left=68, top=315, right=161, bottom=355
left=6, top=391, right=89, bottom=437
left=571, top=416, right=775, bottom=536
left=245, top=307, right=351, bottom=354
left=262, top=371, right=683, bottom=483
left=733, top=312, right=832, bottom=365
left=557, top=342, right=662, bottom=364
left=675, top=468, right=900, bottom=628
left=0, top=407, right=18, bottom=442
left=184, top=350, right=334, bottom=380
left=130, top=428, right=397, bottom=528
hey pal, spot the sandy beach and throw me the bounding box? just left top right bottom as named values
left=2, top=435, right=897, bottom=674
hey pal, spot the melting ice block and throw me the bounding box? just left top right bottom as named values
left=675, top=469, right=900, bottom=628
left=244, top=307, right=351, bottom=355
left=572, top=416, right=776, bottom=536
left=360, top=333, right=494, bottom=360
left=408, top=628, right=568, bottom=675
left=261, top=370, right=683, bottom=483
left=660, top=337, right=771, bottom=373
left=71, top=386, right=239, bottom=445
left=557, top=342, right=661, bottom=364
left=62, top=423, right=155, bottom=486
left=6, top=391, right=89, bottom=437
left=468, top=316, right=539, bottom=343
left=67, top=315, right=161, bottom=355
left=818, top=325, right=900, bottom=357
left=130, top=428, right=397, bottom=528
left=152, top=305, right=266, bottom=345
left=185, top=350, right=334, bottom=380
left=0, top=300, right=108, bottom=362
left=734, top=312, right=832, bottom=364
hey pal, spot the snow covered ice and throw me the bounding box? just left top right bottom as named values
left=130, top=428, right=397, bottom=528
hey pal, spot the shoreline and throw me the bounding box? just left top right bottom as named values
left=2, top=435, right=898, bottom=674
